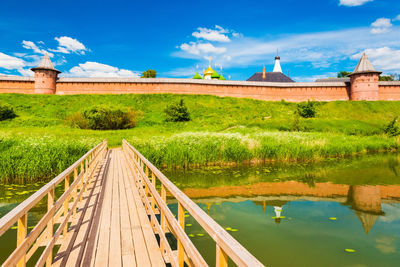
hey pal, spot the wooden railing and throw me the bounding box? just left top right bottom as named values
left=0, top=140, right=107, bottom=267
left=122, top=139, right=264, bottom=267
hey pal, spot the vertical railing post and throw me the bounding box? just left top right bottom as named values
left=73, top=167, right=78, bottom=217
left=63, top=174, right=70, bottom=236
left=151, top=172, right=156, bottom=213
left=80, top=161, right=84, bottom=202
left=46, top=187, right=55, bottom=267
left=216, top=245, right=228, bottom=267
left=177, top=203, right=185, bottom=267
left=16, top=213, right=27, bottom=267
left=145, top=166, right=149, bottom=203
left=160, top=184, right=167, bottom=232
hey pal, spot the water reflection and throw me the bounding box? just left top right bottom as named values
left=165, top=153, right=400, bottom=266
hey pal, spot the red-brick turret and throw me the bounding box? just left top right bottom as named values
left=31, top=54, right=61, bottom=94
left=348, top=53, right=381, bottom=101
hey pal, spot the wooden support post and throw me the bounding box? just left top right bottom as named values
left=80, top=162, right=84, bottom=202
left=151, top=172, right=156, bottom=213
left=63, top=174, right=70, bottom=236
left=46, top=188, right=55, bottom=267
left=16, top=213, right=27, bottom=267
left=178, top=202, right=185, bottom=267
left=145, top=166, right=149, bottom=198
left=160, top=184, right=167, bottom=232
left=216, top=245, right=228, bottom=267
left=73, top=168, right=78, bottom=217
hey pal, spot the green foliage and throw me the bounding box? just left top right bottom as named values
left=164, top=99, right=190, bottom=122
left=296, top=100, right=317, bottom=118
left=337, top=71, right=351, bottom=78
left=379, top=75, right=394, bottom=81
left=141, top=69, right=157, bottom=78
left=0, top=103, right=17, bottom=121
left=383, top=117, right=400, bottom=137
left=67, top=105, right=138, bottom=130
left=0, top=136, right=99, bottom=182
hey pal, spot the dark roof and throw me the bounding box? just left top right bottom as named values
left=247, top=72, right=294, bottom=83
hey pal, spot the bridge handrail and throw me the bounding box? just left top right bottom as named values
left=123, top=139, right=264, bottom=267
left=0, top=140, right=108, bottom=267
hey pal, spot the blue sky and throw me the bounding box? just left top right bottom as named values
left=0, top=0, right=399, bottom=81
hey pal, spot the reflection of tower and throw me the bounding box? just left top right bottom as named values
left=346, top=185, right=384, bottom=234
left=205, top=202, right=212, bottom=213
left=253, top=200, right=287, bottom=224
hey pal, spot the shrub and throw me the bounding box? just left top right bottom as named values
left=66, top=112, right=88, bottom=129
left=164, top=99, right=190, bottom=122
left=67, top=105, right=138, bottom=130
left=296, top=100, right=317, bottom=118
left=0, top=103, right=17, bottom=121
left=383, top=117, right=400, bottom=137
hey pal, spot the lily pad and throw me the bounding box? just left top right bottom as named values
left=225, top=227, right=232, bottom=231
left=196, top=233, right=205, bottom=237
left=345, top=249, right=355, bottom=253
left=184, top=214, right=190, bottom=218
left=188, top=234, right=195, bottom=237
left=186, top=224, right=192, bottom=227
left=329, top=217, right=337, bottom=221
left=230, top=229, right=238, bottom=232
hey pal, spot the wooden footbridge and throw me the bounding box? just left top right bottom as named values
left=0, top=140, right=264, bottom=267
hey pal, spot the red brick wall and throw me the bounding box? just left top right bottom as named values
left=56, top=81, right=351, bottom=102
left=0, top=79, right=35, bottom=94
left=379, top=82, right=400, bottom=100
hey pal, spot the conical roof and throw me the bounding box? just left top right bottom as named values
left=219, top=72, right=226, bottom=80
left=31, top=54, right=61, bottom=73
left=355, top=210, right=379, bottom=235
left=211, top=69, right=220, bottom=79
left=349, top=53, right=381, bottom=76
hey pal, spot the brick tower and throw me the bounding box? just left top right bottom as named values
left=348, top=53, right=381, bottom=101
left=31, top=54, right=61, bottom=94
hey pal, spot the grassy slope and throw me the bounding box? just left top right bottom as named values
left=1, top=93, right=400, bottom=177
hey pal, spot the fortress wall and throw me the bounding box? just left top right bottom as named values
left=378, top=81, right=400, bottom=100
left=0, top=76, right=35, bottom=94
left=56, top=78, right=351, bottom=102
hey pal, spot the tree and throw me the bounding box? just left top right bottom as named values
left=379, top=75, right=394, bottom=81
left=164, top=99, right=190, bottom=122
left=141, top=69, right=157, bottom=78
left=337, top=71, right=351, bottom=78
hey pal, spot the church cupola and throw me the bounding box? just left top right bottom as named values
left=273, top=50, right=282, bottom=73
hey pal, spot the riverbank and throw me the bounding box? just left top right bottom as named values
left=1, top=94, right=400, bottom=181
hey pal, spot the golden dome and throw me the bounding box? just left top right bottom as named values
left=204, top=65, right=214, bottom=75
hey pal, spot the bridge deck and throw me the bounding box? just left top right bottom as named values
left=53, top=149, right=165, bottom=267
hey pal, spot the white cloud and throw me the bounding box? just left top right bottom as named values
left=375, top=236, right=397, bottom=254
left=339, top=0, right=373, bottom=7
left=352, top=47, right=400, bottom=71
left=0, top=52, right=25, bottom=69
left=180, top=42, right=226, bottom=55
left=17, top=68, right=34, bottom=76
left=22, top=41, right=54, bottom=57
left=394, top=14, right=400, bottom=21
left=192, top=26, right=231, bottom=42
left=50, top=36, right=88, bottom=55
left=66, top=61, right=139, bottom=78
left=370, top=18, right=393, bottom=34
left=175, top=25, right=400, bottom=72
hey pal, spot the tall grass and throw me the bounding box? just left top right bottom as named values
left=0, top=136, right=99, bottom=182
left=127, top=132, right=400, bottom=168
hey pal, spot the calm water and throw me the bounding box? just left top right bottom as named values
left=164, top=153, right=400, bottom=267
left=1, top=153, right=400, bottom=266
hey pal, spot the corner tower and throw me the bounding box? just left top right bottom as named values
left=31, top=54, right=61, bottom=94
left=348, top=53, right=381, bottom=101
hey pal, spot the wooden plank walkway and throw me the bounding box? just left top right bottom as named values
left=53, top=148, right=165, bottom=267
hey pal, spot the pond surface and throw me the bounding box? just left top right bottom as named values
left=1, top=153, right=400, bottom=266
left=164, top=153, right=400, bottom=267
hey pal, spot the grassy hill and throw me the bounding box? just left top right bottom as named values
left=1, top=93, right=400, bottom=180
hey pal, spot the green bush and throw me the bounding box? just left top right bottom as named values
left=0, top=103, right=17, bottom=121
left=67, top=105, right=138, bottom=130
left=383, top=117, right=400, bottom=136
left=296, top=100, right=317, bottom=118
left=164, top=99, right=190, bottom=122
